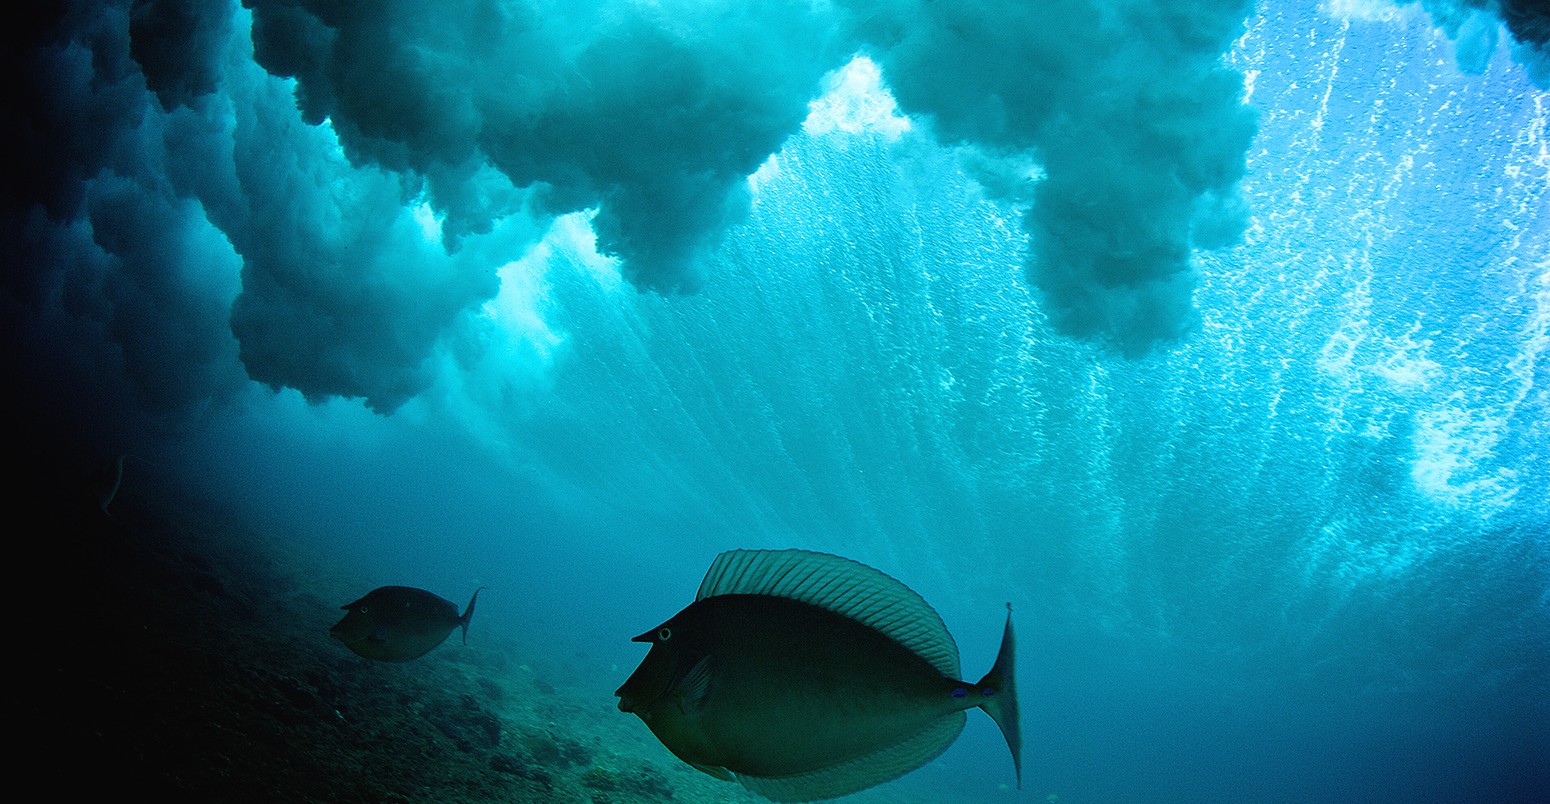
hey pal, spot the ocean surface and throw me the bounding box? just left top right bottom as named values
left=7, top=1, right=1548, bottom=802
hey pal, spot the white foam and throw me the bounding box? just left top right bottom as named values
left=1368, top=323, right=1440, bottom=393
left=1318, top=0, right=1419, bottom=24
left=1410, top=402, right=1517, bottom=512
left=803, top=56, right=912, bottom=140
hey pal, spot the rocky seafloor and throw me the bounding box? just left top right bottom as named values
left=18, top=456, right=968, bottom=804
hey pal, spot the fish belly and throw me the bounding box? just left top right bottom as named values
left=701, top=624, right=954, bottom=776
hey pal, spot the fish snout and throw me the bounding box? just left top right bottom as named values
left=614, top=683, right=642, bottom=713
left=616, top=648, right=679, bottom=716
left=615, top=691, right=654, bottom=720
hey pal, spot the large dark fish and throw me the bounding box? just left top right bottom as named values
left=331, top=586, right=481, bottom=662
left=615, top=549, right=1020, bottom=802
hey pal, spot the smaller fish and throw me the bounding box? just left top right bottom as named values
left=331, top=586, right=482, bottom=662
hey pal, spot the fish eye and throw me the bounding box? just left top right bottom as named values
left=656, top=627, right=672, bottom=641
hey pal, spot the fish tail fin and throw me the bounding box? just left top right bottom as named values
left=460, top=587, right=484, bottom=645
left=975, top=603, right=1021, bottom=789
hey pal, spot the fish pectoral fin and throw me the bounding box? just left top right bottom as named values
left=689, top=761, right=734, bottom=781
left=675, top=656, right=714, bottom=716
left=735, top=711, right=967, bottom=803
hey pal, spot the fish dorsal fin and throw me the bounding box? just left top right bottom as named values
left=697, top=549, right=961, bottom=679
left=735, top=711, right=967, bottom=802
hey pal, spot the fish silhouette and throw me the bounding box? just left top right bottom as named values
left=331, top=586, right=481, bottom=662
left=616, top=549, right=1020, bottom=802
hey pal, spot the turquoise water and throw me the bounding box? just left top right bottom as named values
left=7, top=1, right=1547, bottom=801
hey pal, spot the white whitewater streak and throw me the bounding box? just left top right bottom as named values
left=1407, top=84, right=1549, bottom=512
left=1201, top=4, right=1549, bottom=627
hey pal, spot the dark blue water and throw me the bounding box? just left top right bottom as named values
left=8, top=1, right=1547, bottom=802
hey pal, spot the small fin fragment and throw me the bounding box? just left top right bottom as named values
left=689, top=761, right=735, bottom=781
left=459, top=587, right=483, bottom=645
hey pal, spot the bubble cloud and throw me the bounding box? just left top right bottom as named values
left=5, top=0, right=1546, bottom=429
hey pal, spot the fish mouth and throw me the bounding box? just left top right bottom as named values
left=615, top=649, right=679, bottom=714
left=615, top=678, right=659, bottom=713
left=329, top=627, right=366, bottom=647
